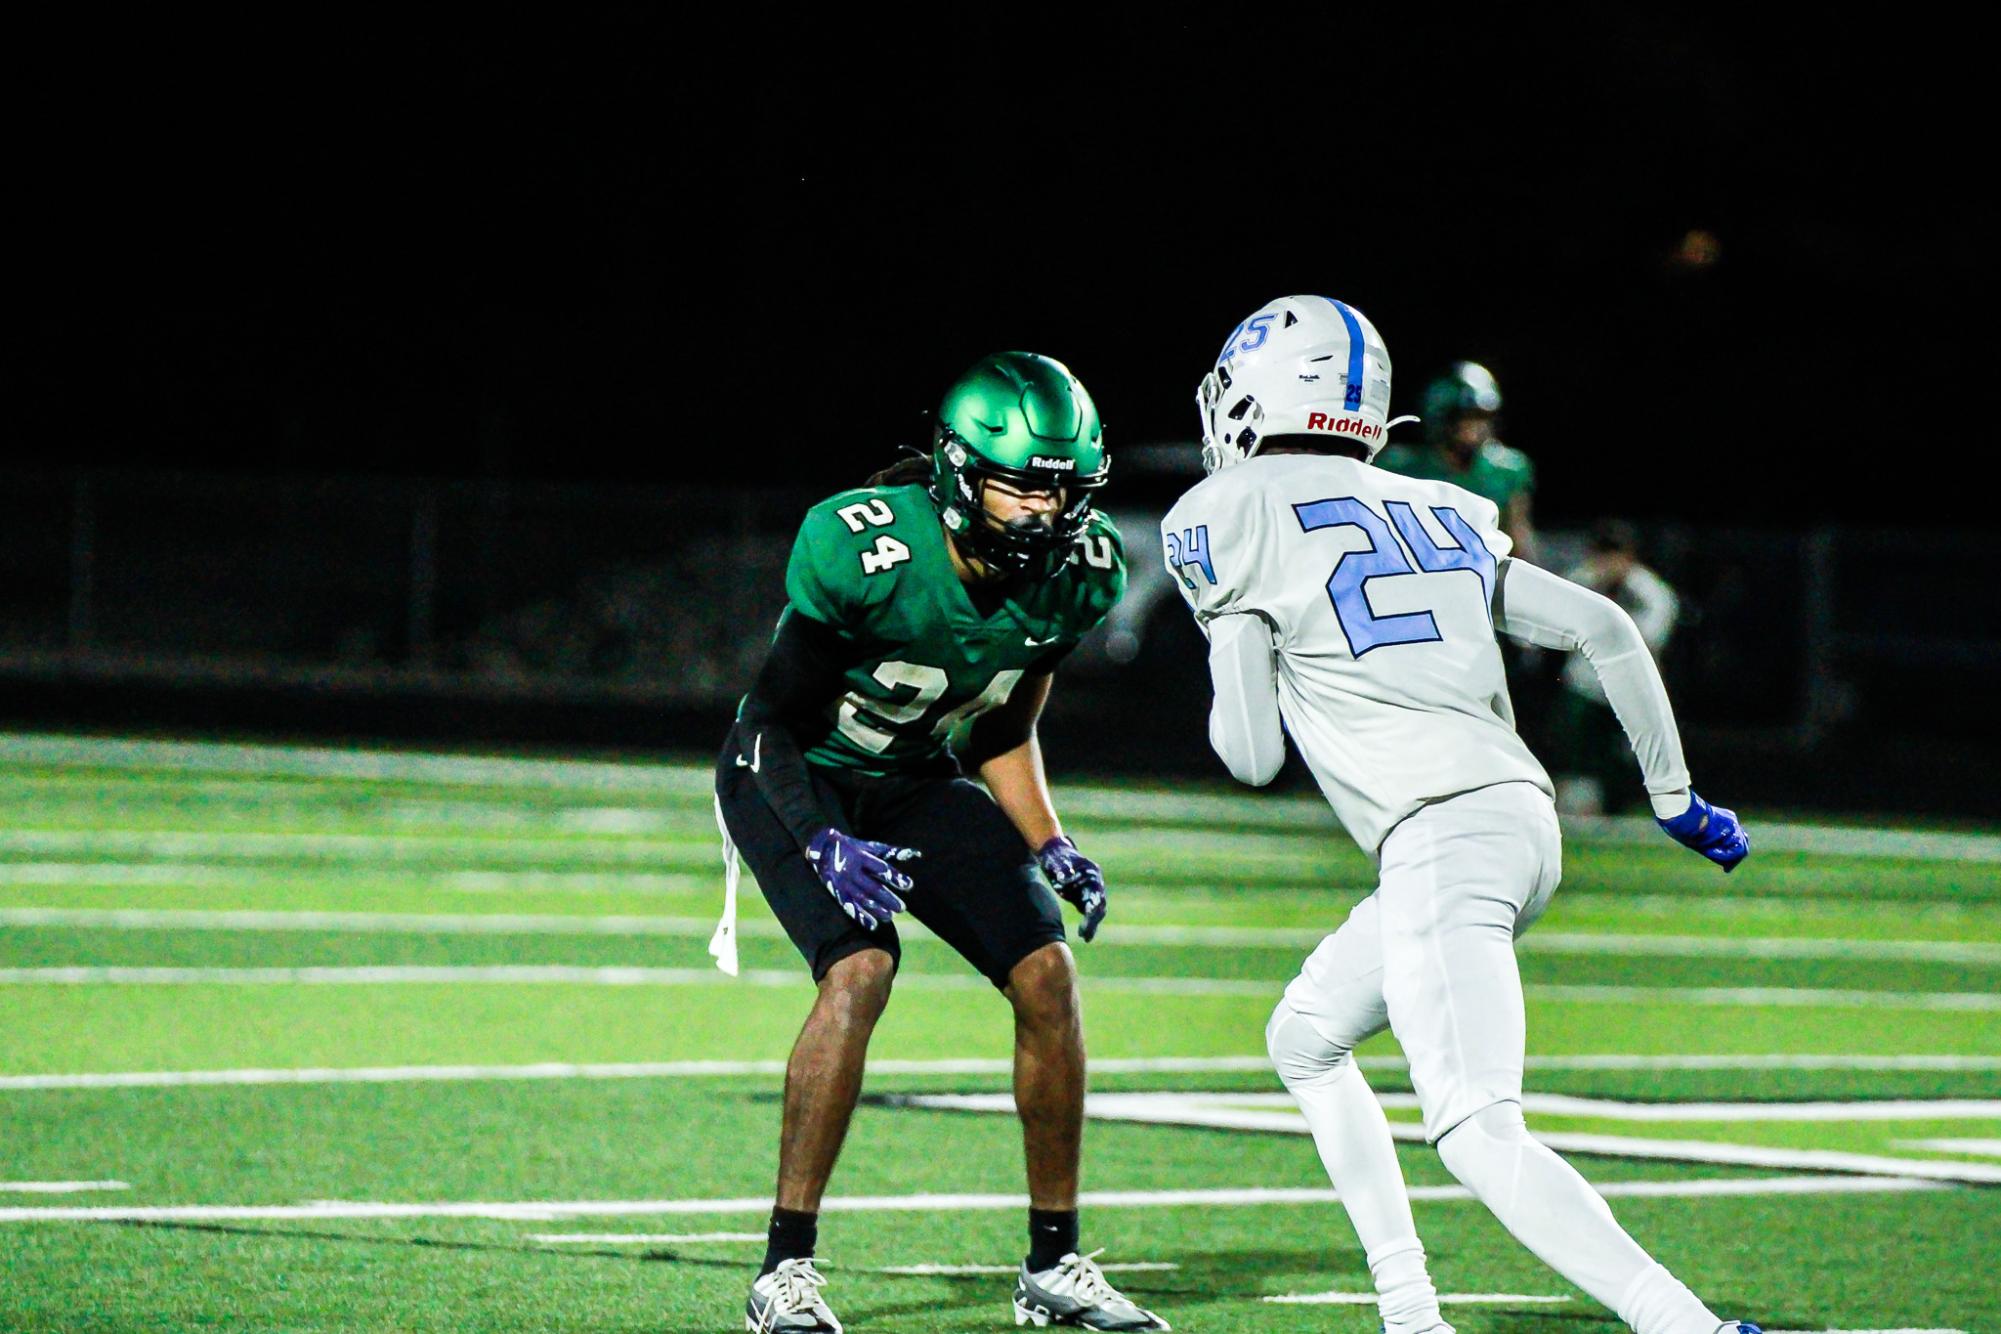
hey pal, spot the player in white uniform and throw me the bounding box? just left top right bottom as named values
left=1161, top=296, right=1757, bottom=1334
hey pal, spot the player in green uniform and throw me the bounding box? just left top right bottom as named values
left=717, top=352, right=1167, bottom=1334
left=1377, top=361, right=1539, bottom=561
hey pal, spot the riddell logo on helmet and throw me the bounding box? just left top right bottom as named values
left=1029, top=456, right=1076, bottom=471
left=1304, top=412, right=1382, bottom=440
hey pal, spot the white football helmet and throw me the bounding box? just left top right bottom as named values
left=1195, top=295, right=1412, bottom=472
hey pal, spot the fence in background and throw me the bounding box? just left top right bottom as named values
left=1, top=469, right=1993, bottom=815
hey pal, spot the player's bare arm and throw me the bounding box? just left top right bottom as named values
left=965, top=670, right=1061, bottom=846
left=964, top=670, right=1111, bottom=943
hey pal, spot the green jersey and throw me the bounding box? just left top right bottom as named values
left=780, top=483, right=1126, bottom=775
left=1375, top=440, right=1535, bottom=512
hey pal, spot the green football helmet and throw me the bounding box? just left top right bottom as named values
left=930, top=351, right=1108, bottom=581
left=1420, top=361, right=1503, bottom=445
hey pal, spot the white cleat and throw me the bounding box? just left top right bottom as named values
left=1013, top=1249, right=1171, bottom=1331
left=745, top=1258, right=842, bottom=1334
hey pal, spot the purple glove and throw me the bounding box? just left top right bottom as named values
left=1656, top=791, right=1751, bottom=872
left=1037, top=835, right=1107, bottom=942
left=805, top=828, right=918, bottom=930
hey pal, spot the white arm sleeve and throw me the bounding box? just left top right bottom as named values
left=1206, top=613, right=1286, bottom=787
left=1495, top=559, right=1692, bottom=814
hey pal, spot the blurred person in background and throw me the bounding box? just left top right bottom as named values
left=1377, top=361, right=1537, bottom=562
left=1552, top=520, right=1680, bottom=815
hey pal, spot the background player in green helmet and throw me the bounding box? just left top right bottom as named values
left=716, top=352, right=1167, bottom=1334
left=1377, top=361, right=1539, bottom=562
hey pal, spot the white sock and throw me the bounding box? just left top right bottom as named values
left=1436, top=1102, right=1718, bottom=1334
left=1268, top=1003, right=1444, bottom=1334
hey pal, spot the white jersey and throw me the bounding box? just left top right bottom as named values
left=1161, top=453, right=1551, bottom=853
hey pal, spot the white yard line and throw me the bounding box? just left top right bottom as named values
left=0, top=1056, right=1277, bottom=1091
left=0, top=865, right=708, bottom=893
left=875, top=1262, right=1178, bottom=1275
left=1518, top=1054, right=2001, bottom=1072
left=0, top=907, right=748, bottom=937
left=7, top=908, right=1994, bottom=967
left=1890, top=1139, right=2001, bottom=1156
left=0, top=1181, right=129, bottom=1194
left=1561, top=814, right=2001, bottom=864
left=530, top=1231, right=764, bottom=1243
left=8, top=1053, right=1997, bottom=1094
left=0, top=1175, right=1949, bottom=1224
left=1058, top=1090, right=2001, bottom=1124
left=6, top=733, right=1996, bottom=861
left=1264, top=1292, right=1569, bottom=1306
left=0, top=734, right=700, bottom=796
left=1526, top=985, right=2001, bottom=1012
left=0, top=964, right=1992, bottom=1011
left=903, top=1092, right=2001, bottom=1185
left=0, top=831, right=692, bottom=864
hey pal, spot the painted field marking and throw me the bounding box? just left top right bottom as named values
left=0, top=964, right=1992, bottom=1011
left=0, top=1175, right=1950, bottom=1224
left=0, top=1181, right=130, bottom=1194
left=7, top=1053, right=1998, bottom=1094
left=877, top=1262, right=1178, bottom=1276
left=530, top=1231, right=764, bottom=1244
left=0, top=1056, right=1275, bottom=1092
left=1767, top=1329, right=1969, bottom=1334
left=900, top=1093, right=2001, bottom=1186
left=0, top=908, right=763, bottom=938
left=1066, top=1090, right=2001, bottom=1124
left=0, top=734, right=704, bottom=796
left=1264, top=1292, right=1568, bottom=1306
left=1519, top=1054, right=2001, bottom=1072
left=1527, top=985, right=2001, bottom=1012
left=1891, top=1138, right=2001, bottom=1156
left=0, top=865, right=708, bottom=893
left=0, top=830, right=695, bottom=864
left=7, top=908, right=1994, bottom=967
left=7, top=733, right=1997, bottom=863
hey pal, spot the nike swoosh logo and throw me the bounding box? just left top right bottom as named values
left=1024, top=634, right=1063, bottom=647
left=832, top=847, right=846, bottom=874
left=734, top=734, right=763, bottom=773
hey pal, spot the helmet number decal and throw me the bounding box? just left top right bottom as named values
left=1218, top=313, right=1275, bottom=363
left=837, top=499, right=895, bottom=533
left=860, top=535, right=912, bottom=575
left=1293, top=498, right=1494, bottom=657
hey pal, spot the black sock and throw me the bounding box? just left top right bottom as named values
left=1027, top=1208, right=1079, bottom=1272
left=761, top=1207, right=818, bottom=1277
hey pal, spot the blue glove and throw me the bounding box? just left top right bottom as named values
left=1037, top=835, right=1108, bottom=942
left=1656, top=792, right=1751, bottom=872
left=805, top=828, right=919, bottom=930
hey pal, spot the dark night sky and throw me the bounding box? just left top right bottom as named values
left=22, top=12, right=1994, bottom=524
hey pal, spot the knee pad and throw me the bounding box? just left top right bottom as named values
left=1435, top=1099, right=1529, bottom=1186
left=1266, top=999, right=1352, bottom=1090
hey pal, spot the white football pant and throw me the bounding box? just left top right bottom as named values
left=1269, top=781, right=1722, bottom=1334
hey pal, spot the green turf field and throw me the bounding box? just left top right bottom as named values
left=1, top=734, right=1996, bottom=1333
